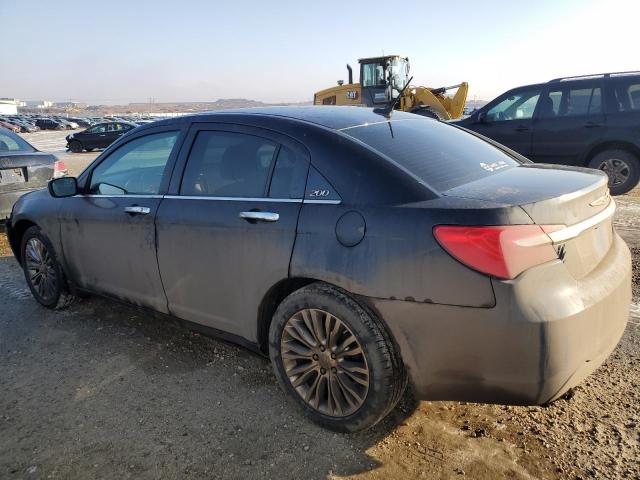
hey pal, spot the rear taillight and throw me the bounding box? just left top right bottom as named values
left=53, top=160, right=67, bottom=178
left=433, top=225, right=562, bottom=280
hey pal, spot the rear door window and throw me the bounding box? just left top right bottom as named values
left=540, top=85, right=602, bottom=117
left=343, top=119, right=520, bottom=192
left=180, top=131, right=277, bottom=197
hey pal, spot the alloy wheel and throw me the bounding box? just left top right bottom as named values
left=24, top=238, right=57, bottom=303
left=598, top=158, right=630, bottom=187
left=280, top=308, right=369, bottom=417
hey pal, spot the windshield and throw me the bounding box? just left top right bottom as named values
left=343, top=119, right=521, bottom=192
left=388, top=57, right=409, bottom=91
left=0, top=129, right=36, bottom=153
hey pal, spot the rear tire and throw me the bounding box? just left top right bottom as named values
left=21, top=226, right=77, bottom=309
left=69, top=141, right=83, bottom=153
left=411, top=106, right=446, bottom=121
left=268, top=282, right=407, bottom=432
left=588, top=149, right=639, bottom=195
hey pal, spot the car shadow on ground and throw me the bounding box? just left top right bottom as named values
left=0, top=255, right=418, bottom=479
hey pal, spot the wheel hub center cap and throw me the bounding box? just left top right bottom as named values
left=317, top=351, right=334, bottom=370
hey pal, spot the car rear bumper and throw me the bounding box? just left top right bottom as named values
left=366, top=231, right=631, bottom=405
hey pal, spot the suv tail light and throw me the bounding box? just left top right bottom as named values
left=433, top=225, right=562, bottom=280
left=53, top=160, right=67, bottom=178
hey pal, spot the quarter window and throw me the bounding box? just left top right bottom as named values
left=89, top=131, right=178, bottom=195
left=268, top=146, right=307, bottom=199
left=486, top=90, right=541, bottom=121
left=180, top=131, right=277, bottom=197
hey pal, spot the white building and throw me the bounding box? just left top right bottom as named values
left=25, top=100, right=53, bottom=108
left=0, top=99, right=18, bottom=115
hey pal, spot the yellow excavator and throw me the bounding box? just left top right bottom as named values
left=313, top=55, right=468, bottom=120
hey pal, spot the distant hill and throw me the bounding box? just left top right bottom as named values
left=102, top=98, right=312, bottom=114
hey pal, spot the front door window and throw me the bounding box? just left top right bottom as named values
left=89, top=131, right=178, bottom=195
left=486, top=90, right=541, bottom=122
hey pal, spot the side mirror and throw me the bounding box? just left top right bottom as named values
left=48, top=177, right=78, bottom=198
left=476, top=111, right=487, bottom=123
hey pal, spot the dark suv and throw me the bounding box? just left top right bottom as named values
left=454, top=72, right=640, bottom=195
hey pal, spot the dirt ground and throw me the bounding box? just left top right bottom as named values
left=0, top=131, right=638, bottom=479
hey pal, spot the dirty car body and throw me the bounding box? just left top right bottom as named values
left=0, top=128, right=62, bottom=220
left=7, top=107, right=630, bottom=408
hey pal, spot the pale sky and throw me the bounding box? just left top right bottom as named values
left=0, top=0, right=637, bottom=104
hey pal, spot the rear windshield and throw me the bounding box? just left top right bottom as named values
left=343, top=119, right=521, bottom=192
left=0, top=130, right=35, bottom=153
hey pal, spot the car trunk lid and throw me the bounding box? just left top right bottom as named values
left=443, top=164, right=614, bottom=279
left=0, top=152, right=56, bottom=194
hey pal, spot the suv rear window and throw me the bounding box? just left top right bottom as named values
left=343, top=119, right=521, bottom=192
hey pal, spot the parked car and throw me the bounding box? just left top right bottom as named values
left=6, top=107, right=630, bottom=431
left=35, top=118, right=65, bottom=130
left=0, top=128, right=66, bottom=220
left=52, top=118, right=78, bottom=130
left=66, top=122, right=138, bottom=152
left=3, top=118, right=39, bottom=133
left=67, top=117, right=94, bottom=128
left=0, top=120, right=21, bottom=133
left=453, top=71, right=640, bottom=195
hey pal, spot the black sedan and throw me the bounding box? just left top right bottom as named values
left=0, top=128, right=66, bottom=220
left=66, top=121, right=137, bottom=152
left=35, top=118, right=65, bottom=130
left=6, top=107, right=630, bottom=431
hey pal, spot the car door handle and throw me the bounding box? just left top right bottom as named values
left=584, top=121, right=601, bottom=128
left=514, top=125, right=529, bottom=132
left=239, top=211, right=279, bottom=222
left=124, top=206, right=150, bottom=215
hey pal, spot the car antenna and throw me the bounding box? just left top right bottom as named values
left=373, top=76, right=413, bottom=118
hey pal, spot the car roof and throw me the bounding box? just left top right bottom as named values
left=504, top=71, right=640, bottom=94
left=153, top=106, right=420, bottom=131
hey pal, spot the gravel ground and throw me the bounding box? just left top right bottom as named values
left=0, top=131, right=638, bottom=479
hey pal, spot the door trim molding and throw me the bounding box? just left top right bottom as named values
left=75, top=194, right=342, bottom=205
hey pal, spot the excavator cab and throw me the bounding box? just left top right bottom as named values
left=312, top=54, right=468, bottom=120
left=358, top=55, right=410, bottom=107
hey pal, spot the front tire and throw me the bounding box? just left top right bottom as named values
left=588, top=149, right=639, bottom=195
left=69, top=140, right=83, bottom=153
left=21, top=226, right=76, bottom=309
left=411, top=106, right=446, bottom=121
left=269, top=283, right=406, bottom=432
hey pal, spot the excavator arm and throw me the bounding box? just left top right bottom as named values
left=403, top=82, right=469, bottom=120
